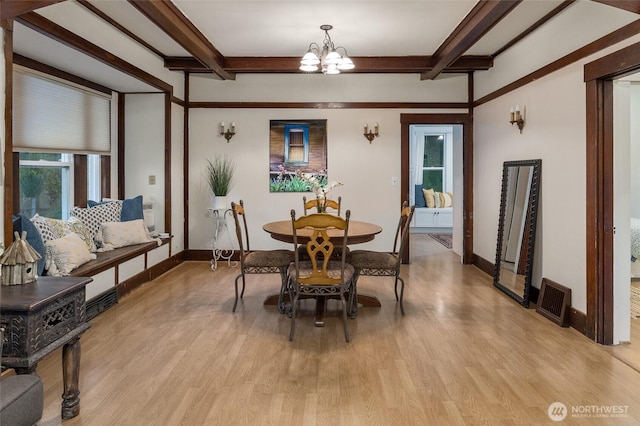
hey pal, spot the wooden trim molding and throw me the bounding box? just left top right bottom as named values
left=590, top=0, right=640, bottom=14
left=73, top=155, right=88, bottom=207
left=583, top=41, right=640, bottom=344
left=0, top=0, right=64, bottom=20
left=164, top=92, right=171, bottom=235
left=4, top=24, right=13, bottom=248
left=117, top=93, right=125, bottom=199
left=183, top=73, right=190, bottom=249
left=190, top=102, right=469, bottom=110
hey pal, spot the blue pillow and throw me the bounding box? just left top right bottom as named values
left=414, top=185, right=426, bottom=208
left=12, top=214, right=46, bottom=276
left=88, top=196, right=144, bottom=222
left=121, top=195, right=143, bottom=222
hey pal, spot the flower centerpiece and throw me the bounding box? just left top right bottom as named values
left=297, top=171, right=343, bottom=213
left=206, top=155, right=235, bottom=210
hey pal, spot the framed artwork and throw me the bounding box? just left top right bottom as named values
left=269, top=119, right=328, bottom=192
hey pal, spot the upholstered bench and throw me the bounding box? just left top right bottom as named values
left=0, top=328, right=44, bottom=426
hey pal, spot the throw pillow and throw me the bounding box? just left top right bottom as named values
left=14, top=214, right=47, bottom=276
left=89, top=196, right=143, bottom=222
left=142, top=198, right=156, bottom=235
left=45, top=233, right=96, bottom=276
left=99, top=219, right=159, bottom=251
left=442, top=192, right=453, bottom=208
left=66, top=217, right=98, bottom=253
left=414, top=185, right=426, bottom=208
left=121, top=195, right=144, bottom=222
left=434, top=191, right=442, bottom=208
left=30, top=214, right=59, bottom=243
left=422, top=188, right=436, bottom=208
left=70, top=202, right=122, bottom=240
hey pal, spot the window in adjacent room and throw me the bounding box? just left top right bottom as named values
left=422, top=134, right=446, bottom=192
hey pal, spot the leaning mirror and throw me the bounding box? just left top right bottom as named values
left=493, top=159, right=541, bottom=308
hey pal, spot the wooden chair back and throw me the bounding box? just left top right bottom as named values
left=392, top=201, right=416, bottom=261
left=303, top=196, right=342, bottom=215
left=290, top=210, right=350, bottom=286
left=231, top=200, right=250, bottom=255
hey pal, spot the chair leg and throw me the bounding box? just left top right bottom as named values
left=394, top=276, right=399, bottom=301
left=233, top=274, right=243, bottom=312
left=349, top=272, right=360, bottom=318
left=240, top=275, right=246, bottom=299
left=341, top=293, right=350, bottom=342
left=397, top=275, right=405, bottom=315
left=278, top=267, right=288, bottom=314
left=289, top=292, right=297, bottom=341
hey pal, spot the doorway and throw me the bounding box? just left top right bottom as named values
left=400, top=114, right=473, bottom=264
left=584, top=41, right=640, bottom=347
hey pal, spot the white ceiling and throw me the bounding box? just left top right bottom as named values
left=10, top=0, right=592, bottom=92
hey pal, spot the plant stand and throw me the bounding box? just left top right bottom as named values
left=207, top=208, right=237, bottom=271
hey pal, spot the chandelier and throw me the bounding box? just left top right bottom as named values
left=299, top=25, right=355, bottom=74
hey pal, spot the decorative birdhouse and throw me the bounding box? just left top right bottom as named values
left=1, top=231, right=42, bottom=286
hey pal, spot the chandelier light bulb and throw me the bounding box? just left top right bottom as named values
left=300, top=25, right=354, bottom=75
left=300, top=64, right=319, bottom=72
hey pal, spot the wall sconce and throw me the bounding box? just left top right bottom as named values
left=363, top=122, right=379, bottom=143
left=219, top=122, right=236, bottom=142
left=509, top=105, right=525, bottom=133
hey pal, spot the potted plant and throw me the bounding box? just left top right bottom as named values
left=206, top=155, right=235, bottom=210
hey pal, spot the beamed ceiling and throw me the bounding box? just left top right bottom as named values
left=3, top=0, right=640, bottom=91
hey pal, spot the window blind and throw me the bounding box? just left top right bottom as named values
left=13, top=68, right=111, bottom=155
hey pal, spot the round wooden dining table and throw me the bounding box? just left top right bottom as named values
left=262, top=219, right=383, bottom=326
left=263, top=220, right=382, bottom=245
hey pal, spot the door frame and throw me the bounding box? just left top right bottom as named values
left=585, top=41, right=640, bottom=344
left=400, top=113, right=474, bottom=264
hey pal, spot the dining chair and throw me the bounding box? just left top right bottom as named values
left=303, top=195, right=342, bottom=215
left=347, top=201, right=415, bottom=315
left=230, top=200, right=295, bottom=313
left=287, top=210, right=355, bottom=342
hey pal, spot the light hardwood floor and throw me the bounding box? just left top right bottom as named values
left=31, top=236, right=640, bottom=425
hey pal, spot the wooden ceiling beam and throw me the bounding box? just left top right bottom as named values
left=127, top=0, right=234, bottom=80
left=422, top=0, right=522, bottom=80
left=165, top=55, right=493, bottom=74
left=0, top=0, right=65, bottom=20
left=590, top=0, right=640, bottom=14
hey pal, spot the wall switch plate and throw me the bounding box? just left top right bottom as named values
left=391, top=176, right=398, bottom=186
left=149, top=175, right=156, bottom=185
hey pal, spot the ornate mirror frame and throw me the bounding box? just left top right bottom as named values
left=493, top=159, right=541, bottom=307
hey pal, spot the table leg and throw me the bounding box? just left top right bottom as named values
left=61, top=336, right=81, bottom=419
left=314, top=296, right=327, bottom=327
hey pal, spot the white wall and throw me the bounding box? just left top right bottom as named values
left=631, top=83, right=640, bottom=217
left=188, top=73, right=468, bottom=252
left=475, top=1, right=638, bottom=99
left=474, top=33, right=640, bottom=315
left=125, top=94, right=165, bottom=233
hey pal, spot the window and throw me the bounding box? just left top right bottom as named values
left=422, top=134, right=445, bottom=192
left=284, top=125, right=309, bottom=165
left=19, top=153, right=73, bottom=219
left=13, top=66, right=111, bottom=219
left=18, top=153, right=103, bottom=220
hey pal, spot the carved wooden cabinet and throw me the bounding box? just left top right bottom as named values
left=1, top=277, right=92, bottom=419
